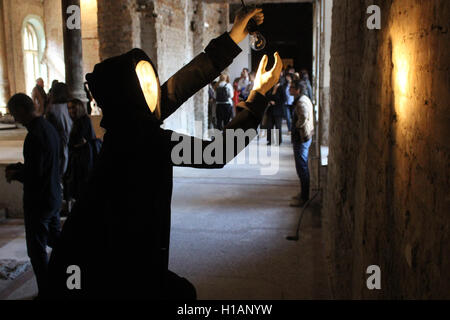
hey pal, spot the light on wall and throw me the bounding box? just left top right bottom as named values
left=81, top=0, right=95, bottom=5
left=396, top=55, right=409, bottom=96
left=392, top=41, right=411, bottom=118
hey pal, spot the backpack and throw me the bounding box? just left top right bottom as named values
left=216, top=85, right=229, bottom=103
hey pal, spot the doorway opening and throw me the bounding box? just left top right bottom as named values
left=249, top=2, right=313, bottom=78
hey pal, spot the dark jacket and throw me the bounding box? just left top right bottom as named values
left=64, top=115, right=97, bottom=200
left=13, top=117, right=61, bottom=213
left=47, top=32, right=268, bottom=299
left=46, top=103, right=73, bottom=177
left=68, top=115, right=96, bottom=148
left=301, top=79, right=313, bottom=101
left=266, top=84, right=285, bottom=117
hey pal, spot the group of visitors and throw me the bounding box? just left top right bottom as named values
left=208, top=67, right=256, bottom=130
left=262, top=66, right=313, bottom=145
left=4, top=79, right=101, bottom=298
left=208, top=65, right=315, bottom=208
left=31, top=79, right=101, bottom=208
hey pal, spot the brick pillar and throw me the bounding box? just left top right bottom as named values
left=97, top=0, right=135, bottom=61
left=61, top=0, right=85, bottom=101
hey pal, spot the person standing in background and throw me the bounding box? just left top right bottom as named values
left=237, top=67, right=250, bottom=98
left=241, top=71, right=255, bottom=102
left=47, top=80, right=59, bottom=107
left=232, top=78, right=240, bottom=116
left=266, top=81, right=286, bottom=145
left=215, top=73, right=234, bottom=130
left=208, top=81, right=217, bottom=129
left=300, top=69, right=313, bottom=101
left=45, top=82, right=73, bottom=179
left=64, top=99, right=97, bottom=208
left=5, top=93, right=61, bottom=299
left=289, top=81, right=315, bottom=207
left=283, top=74, right=294, bottom=133
left=31, top=78, right=47, bottom=116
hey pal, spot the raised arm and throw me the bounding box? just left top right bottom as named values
left=170, top=53, right=283, bottom=168
left=159, top=8, right=264, bottom=121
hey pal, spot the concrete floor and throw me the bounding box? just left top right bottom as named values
left=0, top=219, right=36, bottom=300
left=0, top=128, right=331, bottom=300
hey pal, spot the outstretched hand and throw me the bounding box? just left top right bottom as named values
left=253, top=52, right=283, bottom=96
left=229, top=7, right=264, bottom=44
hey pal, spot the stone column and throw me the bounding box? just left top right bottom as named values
left=318, top=0, right=332, bottom=147
left=0, top=0, right=10, bottom=108
left=61, top=0, right=85, bottom=101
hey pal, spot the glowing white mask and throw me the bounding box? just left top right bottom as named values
left=135, top=60, right=161, bottom=120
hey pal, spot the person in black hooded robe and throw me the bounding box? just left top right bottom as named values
left=46, top=8, right=283, bottom=300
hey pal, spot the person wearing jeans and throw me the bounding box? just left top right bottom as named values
left=289, top=80, right=315, bottom=207
left=292, top=138, right=312, bottom=204
left=283, top=74, right=294, bottom=132
left=215, top=74, right=234, bottom=130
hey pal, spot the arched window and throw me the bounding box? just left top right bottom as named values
left=23, top=23, right=39, bottom=95
left=22, top=17, right=47, bottom=95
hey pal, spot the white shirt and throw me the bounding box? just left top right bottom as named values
left=237, top=77, right=250, bottom=91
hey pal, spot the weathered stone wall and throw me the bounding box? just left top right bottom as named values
left=318, top=0, right=332, bottom=147
left=44, top=0, right=65, bottom=85
left=191, top=1, right=228, bottom=137
left=324, top=0, right=450, bottom=299
left=97, top=0, right=138, bottom=60
left=152, top=0, right=195, bottom=134
left=80, top=0, right=100, bottom=74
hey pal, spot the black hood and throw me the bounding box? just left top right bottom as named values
left=86, top=48, right=162, bottom=131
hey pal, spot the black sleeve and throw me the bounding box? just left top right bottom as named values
left=170, top=91, right=268, bottom=168
left=160, top=32, right=242, bottom=121
left=69, top=121, right=80, bottom=148
left=10, top=162, right=25, bottom=183
left=81, top=116, right=96, bottom=141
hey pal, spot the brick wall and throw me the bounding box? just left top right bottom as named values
left=324, top=0, right=450, bottom=299
left=191, top=1, right=228, bottom=137
left=152, top=0, right=195, bottom=134
left=97, top=0, right=136, bottom=61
